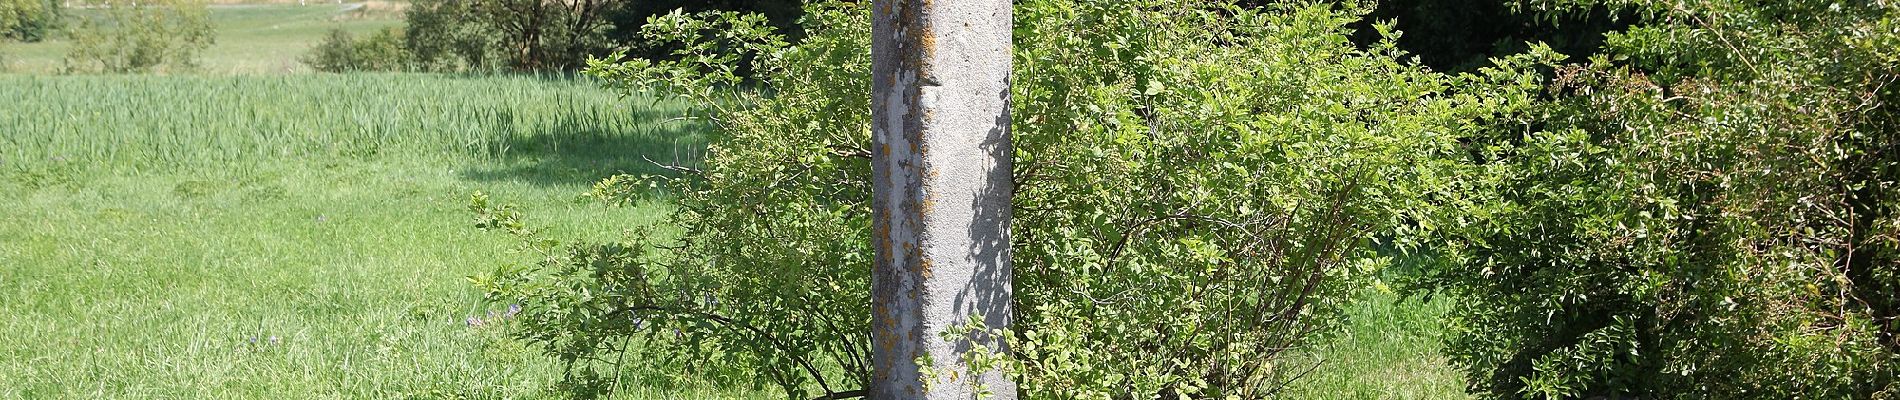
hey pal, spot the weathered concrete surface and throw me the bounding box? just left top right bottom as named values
left=869, top=0, right=1014, bottom=398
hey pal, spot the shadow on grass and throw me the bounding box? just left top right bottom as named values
left=456, top=106, right=710, bottom=191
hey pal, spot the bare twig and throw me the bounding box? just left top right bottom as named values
left=642, top=154, right=702, bottom=175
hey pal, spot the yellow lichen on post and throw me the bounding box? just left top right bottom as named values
left=869, top=0, right=1015, bottom=398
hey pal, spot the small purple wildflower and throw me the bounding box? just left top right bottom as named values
left=467, top=304, right=525, bottom=329
left=268, top=336, right=281, bottom=345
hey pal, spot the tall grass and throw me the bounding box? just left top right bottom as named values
left=1, top=73, right=696, bottom=170
left=0, top=74, right=747, bottom=399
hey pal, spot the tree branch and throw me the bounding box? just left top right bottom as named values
left=809, top=389, right=867, bottom=400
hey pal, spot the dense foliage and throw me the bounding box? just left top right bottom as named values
left=601, top=0, right=805, bottom=57
left=62, top=0, right=213, bottom=73
left=472, top=0, right=1544, bottom=398
left=0, top=0, right=53, bottom=66
left=397, top=0, right=502, bottom=71
left=322, top=0, right=613, bottom=72
left=1418, top=0, right=1900, bottom=398
left=459, top=0, right=614, bottom=70
left=303, top=28, right=409, bottom=73
left=468, top=0, right=1900, bottom=398
left=303, top=0, right=808, bottom=73
left=0, top=0, right=58, bottom=42
left=1344, top=0, right=1632, bottom=72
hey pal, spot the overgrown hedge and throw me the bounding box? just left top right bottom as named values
left=0, top=0, right=59, bottom=42
left=475, top=0, right=1533, bottom=397
left=309, top=0, right=810, bottom=73
left=468, top=0, right=1900, bottom=398
left=1418, top=0, right=1900, bottom=397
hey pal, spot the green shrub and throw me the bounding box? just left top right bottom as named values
left=1, top=0, right=59, bottom=69
left=470, top=0, right=1541, bottom=398
left=62, top=0, right=213, bottom=74
left=1418, top=0, right=1900, bottom=398
left=401, top=0, right=502, bottom=72
left=303, top=28, right=411, bottom=72
left=397, top=0, right=809, bottom=73
left=602, top=0, right=807, bottom=77
left=400, top=0, right=610, bottom=72
left=1, top=0, right=59, bottom=42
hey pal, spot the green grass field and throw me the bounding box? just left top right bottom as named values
left=0, top=73, right=748, bottom=398
left=2, top=3, right=401, bottom=74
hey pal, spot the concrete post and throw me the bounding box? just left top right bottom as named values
left=869, top=0, right=1014, bottom=398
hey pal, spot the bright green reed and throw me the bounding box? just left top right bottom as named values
left=1, top=73, right=700, bottom=169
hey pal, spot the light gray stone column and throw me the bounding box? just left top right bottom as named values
left=869, top=0, right=1014, bottom=398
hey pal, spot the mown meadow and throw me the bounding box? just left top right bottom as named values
left=0, top=3, right=1476, bottom=399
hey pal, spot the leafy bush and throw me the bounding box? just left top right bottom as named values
left=601, top=0, right=806, bottom=75
left=1418, top=0, right=1900, bottom=398
left=1, top=0, right=59, bottom=42
left=303, top=28, right=410, bottom=72
left=1342, top=0, right=1632, bottom=73
left=2, top=0, right=58, bottom=68
left=401, top=0, right=502, bottom=72
left=62, top=0, right=213, bottom=74
left=471, top=0, right=1541, bottom=398
left=400, top=0, right=612, bottom=71
left=395, top=0, right=808, bottom=73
